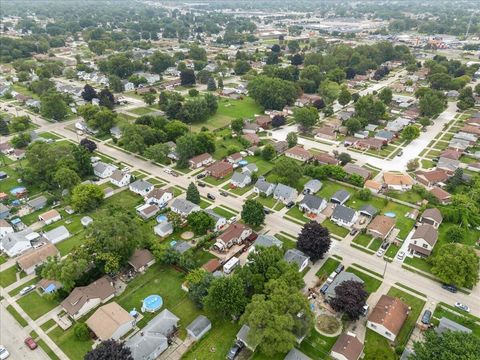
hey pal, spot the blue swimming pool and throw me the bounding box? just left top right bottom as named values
left=10, top=186, right=26, bottom=195
left=384, top=212, right=396, bottom=218
left=156, top=215, right=168, bottom=223
left=142, top=295, right=163, bottom=313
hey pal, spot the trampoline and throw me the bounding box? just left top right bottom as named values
left=156, top=215, right=168, bottom=223
left=384, top=212, right=396, bottom=218
left=10, top=186, right=26, bottom=195
left=142, top=295, right=163, bottom=313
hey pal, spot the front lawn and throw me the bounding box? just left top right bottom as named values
left=387, top=287, right=426, bottom=347
left=353, top=233, right=373, bottom=247
left=286, top=206, right=308, bottom=223
left=255, top=195, right=277, bottom=209
left=48, top=325, right=93, bottom=360
left=322, top=219, right=349, bottom=238
left=368, top=238, right=383, bottom=251
left=345, top=267, right=382, bottom=294
left=212, top=206, right=236, bottom=219
left=17, top=291, right=59, bottom=320
left=0, top=266, right=18, bottom=288
left=364, top=329, right=396, bottom=360
left=6, top=305, right=28, bottom=327
left=274, top=233, right=297, bottom=250
left=315, top=257, right=341, bottom=281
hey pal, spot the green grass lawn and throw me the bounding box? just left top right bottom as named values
left=255, top=195, right=277, bottom=209
left=38, top=132, right=63, bottom=140
left=298, top=329, right=339, bottom=359
left=385, top=190, right=423, bottom=205
left=364, top=329, right=396, bottom=360
left=385, top=244, right=400, bottom=258
left=403, top=256, right=433, bottom=273
left=353, top=233, right=373, bottom=247
left=0, top=255, right=6, bottom=265
left=17, top=291, right=59, bottom=320
left=380, top=203, right=415, bottom=240
left=315, top=257, right=341, bottom=280
left=37, top=339, right=61, bottom=360
left=8, top=277, right=38, bottom=296
left=286, top=206, right=308, bottom=223
left=128, top=106, right=158, bottom=116
left=48, top=325, right=93, bottom=360
left=0, top=266, right=18, bottom=288
left=204, top=175, right=230, bottom=186
left=243, top=156, right=275, bottom=176
left=212, top=206, right=236, bottom=219
left=192, top=97, right=263, bottom=131
left=345, top=267, right=382, bottom=294
left=6, top=305, right=28, bottom=327
left=56, top=233, right=85, bottom=256
left=40, top=318, right=57, bottom=331
left=322, top=219, right=349, bottom=238
left=368, top=238, right=383, bottom=251
left=182, top=320, right=241, bottom=360
left=387, top=287, right=426, bottom=347
left=274, top=233, right=297, bottom=250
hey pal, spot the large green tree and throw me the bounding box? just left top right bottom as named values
left=294, top=106, right=318, bottom=133
left=411, top=330, right=480, bottom=360
left=247, top=76, right=298, bottom=110
left=40, top=92, right=68, bottom=120
left=241, top=199, right=265, bottom=227
left=71, top=184, right=104, bottom=212
left=204, top=276, right=248, bottom=319
left=187, top=211, right=215, bottom=235
left=401, top=125, right=420, bottom=142
left=273, top=157, right=303, bottom=187
left=186, top=182, right=201, bottom=204
left=431, top=244, right=479, bottom=288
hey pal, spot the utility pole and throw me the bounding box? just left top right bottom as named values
left=465, top=12, right=474, bottom=39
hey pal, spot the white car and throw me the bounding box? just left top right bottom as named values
left=0, top=346, right=9, bottom=359
left=164, top=167, right=172, bottom=174
left=19, top=285, right=36, bottom=296
left=228, top=216, right=237, bottom=224
left=376, top=248, right=385, bottom=257
left=396, top=251, right=405, bottom=260
left=454, top=302, right=470, bottom=313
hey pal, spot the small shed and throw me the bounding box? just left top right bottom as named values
left=81, top=216, right=93, bottom=227
left=186, top=315, right=212, bottom=340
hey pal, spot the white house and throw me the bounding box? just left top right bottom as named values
left=299, top=195, right=327, bottom=215
left=38, top=209, right=61, bottom=225
left=0, top=219, right=14, bottom=238
left=170, top=198, right=200, bottom=217
left=186, top=315, right=212, bottom=341
left=254, top=179, right=276, bottom=196
left=93, top=161, right=117, bottom=179
left=129, top=179, right=154, bottom=197
left=0, top=229, right=37, bottom=257
left=284, top=249, right=309, bottom=272
left=144, top=188, right=173, bottom=208
left=331, top=205, right=358, bottom=228
left=154, top=222, right=174, bottom=237
left=205, top=209, right=227, bottom=232
left=43, top=225, right=71, bottom=244
left=230, top=172, right=251, bottom=188
left=273, top=184, right=298, bottom=204
left=367, top=295, right=409, bottom=341
left=110, top=170, right=131, bottom=187
left=214, top=224, right=252, bottom=251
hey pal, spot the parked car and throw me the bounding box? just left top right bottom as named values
left=381, top=242, right=389, bottom=250
left=320, top=284, right=329, bottom=294
left=335, top=264, right=345, bottom=274
left=454, top=302, right=470, bottom=312
left=396, top=151, right=403, bottom=157
left=220, top=191, right=228, bottom=197
left=226, top=340, right=244, bottom=360
left=207, top=193, right=216, bottom=200
left=349, top=229, right=358, bottom=236
left=263, top=207, right=270, bottom=214
left=396, top=251, right=405, bottom=260
left=171, top=172, right=178, bottom=177
left=19, top=285, right=36, bottom=296
left=164, top=167, right=172, bottom=174
left=0, top=346, right=9, bottom=360
left=196, top=173, right=206, bottom=179
left=24, top=338, right=37, bottom=350
left=286, top=201, right=295, bottom=209
left=376, top=248, right=385, bottom=257
left=197, top=182, right=206, bottom=187
left=228, top=216, right=237, bottom=224
left=326, top=271, right=337, bottom=284
left=362, top=304, right=369, bottom=316
left=421, top=310, right=432, bottom=325
left=441, top=284, right=457, bottom=293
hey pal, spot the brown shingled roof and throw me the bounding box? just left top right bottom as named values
left=367, top=215, right=396, bottom=239
left=368, top=295, right=409, bottom=336
left=331, top=333, right=363, bottom=360
left=128, top=249, right=154, bottom=271
left=411, top=224, right=438, bottom=246
left=17, top=243, right=59, bottom=271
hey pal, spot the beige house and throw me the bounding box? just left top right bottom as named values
left=285, top=146, right=312, bottom=162
left=17, top=243, right=59, bottom=275
left=86, top=302, right=135, bottom=341
left=38, top=209, right=61, bottom=225
left=366, top=215, right=396, bottom=240
left=367, top=295, right=409, bottom=341
left=408, top=224, right=438, bottom=257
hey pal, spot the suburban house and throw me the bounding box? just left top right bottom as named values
left=110, top=170, right=131, bottom=187
left=303, top=179, right=322, bottom=194
left=38, top=209, right=61, bottom=225
left=27, top=196, right=48, bottom=211
left=242, top=163, right=258, bottom=174
left=255, top=115, right=272, bottom=129
left=383, top=172, right=414, bottom=191
left=205, top=209, right=227, bottom=231
left=272, top=140, right=288, bottom=154
left=352, top=138, right=384, bottom=151
left=0, top=219, right=13, bottom=238
left=437, top=157, right=460, bottom=173
left=331, top=205, right=358, bottom=228
left=366, top=215, right=396, bottom=240
left=186, top=315, right=212, bottom=341
left=364, top=180, right=382, bottom=193
left=368, top=295, right=409, bottom=341
left=284, top=248, right=309, bottom=272
left=242, top=122, right=261, bottom=134
left=93, top=161, right=117, bottom=179
left=214, top=223, right=252, bottom=251
left=325, top=272, right=364, bottom=300
left=299, top=194, right=327, bottom=215
left=331, top=333, right=364, bottom=360
left=86, top=302, right=135, bottom=341
left=0, top=229, right=36, bottom=257
left=43, top=225, right=70, bottom=244
left=170, top=198, right=200, bottom=217
left=153, top=221, right=173, bottom=238
left=285, top=348, right=311, bottom=360
left=314, top=153, right=340, bottom=165
left=343, top=164, right=371, bottom=181
left=227, top=152, right=243, bottom=164
left=315, top=126, right=337, bottom=141
left=128, top=249, right=155, bottom=273
left=331, top=190, right=350, bottom=205
left=359, top=205, right=378, bottom=218
left=126, top=309, right=179, bottom=360
left=129, top=179, right=154, bottom=197
left=273, top=183, right=298, bottom=204
left=16, top=243, right=59, bottom=275
left=285, top=146, right=312, bottom=162
left=429, top=186, right=452, bottom=205
left=38, top=279, right=62, bottom=294
left=236, top=325, right=259, bottom=351
left=415, top=169, right=449, bottom=188
left=242, top=133, right=260, bottom=145
left=375, top=130, right=395, bottom=143
left=436, top=317, right=473, bottom=335
left=254, top=178, right=276, bottom=196
left=250, top=234, right=282, bottom=253
left=206, top=161, right=233, bottom=179
left=0, top=203, right=10, bottom=220
left=419, top=208, right=443, bottom=229
left=61, top=276, right=116, bottom=320
left=144, top=188, right=173, bottom=207
left=189, top=153, right=213, bottom=169
left=408, top=224, right=438, bottom=257
left=230, top=171, right=251, bottom=188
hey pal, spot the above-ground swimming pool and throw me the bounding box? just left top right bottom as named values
left=142, top=294, right=163, bottom=313
left=384, top=212, right=396, bottom=218
left=238, top=160, right=248, bottom=166
left=10, top=186, right=26, bottom=195
left=156, top=215, right=168, bottom=223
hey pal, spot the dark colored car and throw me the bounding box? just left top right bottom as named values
left=196, top=173, right=206, bottom=179
left=197, top=182, right=206, bottom=187
left=207, top=193, right=216, bottom=200
left=442, top=284, right=457, bottom=293
left=320, top=284, right=329, bottom=294
left=220, top=191, right=228, bottom=197
left=226, top=340, right=244, bottom=360
left=421, top=310, right=432, bottom=325
left=335, top=264, right=345, bottom=274
left=263, top=207, right=270, bottom=214
left=286, top=201, right=295, bottom=209
left=24, top=338, right=37, bottom=350
left=350, top=229, right=358, bottom=236
left=381, top=242, right=389, bottom=250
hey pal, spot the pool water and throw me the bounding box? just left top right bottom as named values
left=10, top=186, right=26, bottom=195
left=156, top=215, right=168, bottom=223
left=142, top=294, right=163, bottom=313
left=384, top=212, right=396, bottom=218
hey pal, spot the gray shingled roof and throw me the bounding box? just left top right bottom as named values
left=324, top=271, right=364, bottom=299
left=303, top=179, right=322, bottom=193
left=253, top=234, right=282, bottom=248
left=284, top=348, right=312, bottom=360
left=274, top=183, right=296, bottom=199
left=255, top=178, right=274, bottom=193
left=284, top=249, right=309, bottom=268
left=130, top=179, right=153, bottom=192
left=186, top=315, right=211, bottom=337
left=436, top=317, right=472, bottom=334
left=231, top=171, right=251, bottom=185
left=171, top=198, right=199, bottom=214
left=331, top=190, right=350, bottom=204
left=299, top=194, right=325, bottom=211
left=359, top=204, right=378, bottom=217
left=332, top=205, right=356, bottom=223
